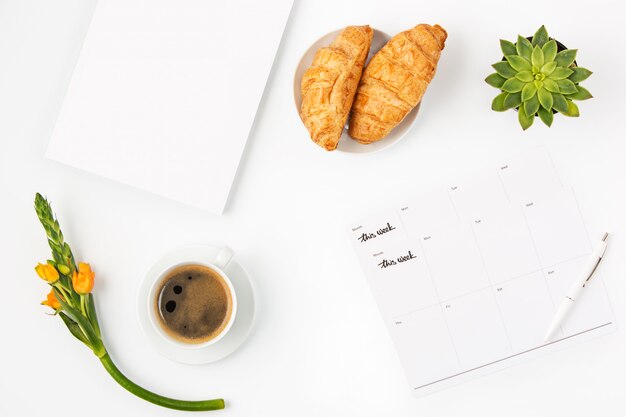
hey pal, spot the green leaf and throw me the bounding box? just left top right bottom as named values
left=538, top=87, right=553, bottom=110
left=569, top=67, right=593, bottom=83
left=516, top=35, right=533, bottom=60
left=54, top=289, right=103, bottom=354
left=549, top=67, right=574, bottom=80
left=485, top=73, right=506, bottom=88
left=502, top=78, right=525, bottom=93
left=521, top=82, right=537, bottom=101
left=524, top=94, right=540, bottom=117
left=543, top=78, right=560, bottom=93
left=542, top=40, right=558, bottom=63
left=516, top=70, right=534, bottom=82
left=555, top=49, right=577, bottom=68
left=60, top=313, right=90, bottom=346
left=557, top=79, right=578, bottom=94
left=563, top=100, right=580, bottom=117
left=531, top=45, right=544, bottom=68
left=504, top=92, right=522, bottom=109
left=537, top=107, right=554, bottom=127
left=506, top=55, right=531, bottom=71
left=541, top=61, right=557, bottom=76
left=492, top=61, right=517, bottom=78
left=569, top=85, right=593, bottom=100
left=534, top=80, right=543, bottom=89
left=500, top=39, right=517, bottom=56
left=518, top=107, right=535, bottom=130
left=491, top=92, right=508, bottom=112
left=552, top=93, right=569, bottom=113
left=532, top=25, right=549, bottom=47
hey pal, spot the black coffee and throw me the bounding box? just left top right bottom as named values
left=155, top=264, right=233, bottom=344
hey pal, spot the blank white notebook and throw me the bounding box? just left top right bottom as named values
left=348, top=148, right=615, bottom=396
left=47, top=0, right=293, bottom=214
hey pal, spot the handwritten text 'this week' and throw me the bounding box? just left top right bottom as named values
left=377, top=250, right=416, bottom=269
left=357, top=222, right=396, bottom=243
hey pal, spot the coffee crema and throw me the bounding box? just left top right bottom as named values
left=155, top=264, right=233, bottom=344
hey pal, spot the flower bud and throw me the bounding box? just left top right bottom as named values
left=41, top=289, right=61, bottom=310
left=35, top=263, right=60, bottom=284
left=72, top=262, right=94, bottom=294
left=57, top=264, right=71, bottom=275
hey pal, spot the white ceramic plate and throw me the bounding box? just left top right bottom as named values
left=137, top=245, right=255, bottom=364
left=293, top=28, right=420, bottom=154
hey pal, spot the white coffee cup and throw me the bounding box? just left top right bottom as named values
left=146, top=246, right=237, bottom=349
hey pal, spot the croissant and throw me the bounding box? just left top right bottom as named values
left=300, top=26, right=373, bottom=151
left=348, top=24, right=447, bottom=143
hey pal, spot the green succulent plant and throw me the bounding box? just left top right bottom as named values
left=485, top=25, right=593, bottom=130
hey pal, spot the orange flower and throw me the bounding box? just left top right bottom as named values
left=41, top=289, right=61, bottom=310
left=35, top=263, right=60, bottom=284
left=72, top=262, right=95, bottom=294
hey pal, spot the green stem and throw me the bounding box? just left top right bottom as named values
left=99, top=353, right=225, bottom=411
left=80, top=295, right=87, bottom=317
left=54, top=284, right=71, bottom=305
left=86, top=293, right=101, bottom=338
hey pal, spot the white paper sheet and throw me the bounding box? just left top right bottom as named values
left=47, top=0, right=293, bottom=214
left=348, top=148, right=616, bottom=396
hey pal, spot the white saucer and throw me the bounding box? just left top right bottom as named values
left=137, top=245, right=255, bottom=364
left=293, top=28, right=420, bottom=154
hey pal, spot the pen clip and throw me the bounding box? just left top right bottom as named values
left=583, top=257, right=602, bottom=287
left=583, top=232, right=609, bottom=287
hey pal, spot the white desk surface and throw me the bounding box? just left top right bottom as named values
left=1, top=0, right=625, bottom=415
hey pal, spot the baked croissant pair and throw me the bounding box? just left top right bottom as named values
left=300, top=24, right=447, bottom=151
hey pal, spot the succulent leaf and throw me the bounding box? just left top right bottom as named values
left=491, top=92, right=508, bottom=112
left=500, top=39, right=517, bottom=56
left=492, top=61, right=517, bottom=78
left=516, top=35, right=533, bottom=60
left=543, top=78, right=560, bottom=93
left=555, top=49, right=577, bottom=68
left=569, top=67, right=592, bottom=83
left=556, top=79, right=578, bottom=94
left=537, top=107, right=554, bottom=127
left=521, top=82, right=537, bottom=101
left=531, top=25, right=549, bottom=47
left=568, top=85, right=593, bottom=100
left=502, top=78, right=525, bottom=93
left=531, top=46, right=544, bottom=68
left=537, top=87, right=553, bottom=110
left=552, top=93, right=569, bottom=113
left=541, top=62, right=557, bottom=76
left=518, top=106, right=535, bottom=130
left=503, top=92, right=522, bottom=109
left=485, top=73, right=507, bottom=88
left=506, top=55, right=531, bottom=72
left=542, top=40, right=558, bottom=63
left=563, top=100, right=580, bottom=117
left=534, top=80, right=543, bottom=89
left=516, top=70, right=534, bottom=82
left=548, top=67, right=574, bottom=80
left=524, top=95, right=540, bottom=117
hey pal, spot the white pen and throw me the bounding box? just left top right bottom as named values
left=544, top=232, right=609, bottom=342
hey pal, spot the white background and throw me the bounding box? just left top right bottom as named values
left=1, top=0, right=625, bottom=416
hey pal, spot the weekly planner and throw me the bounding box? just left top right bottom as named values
left=348, top=148, right=615, bottom=396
